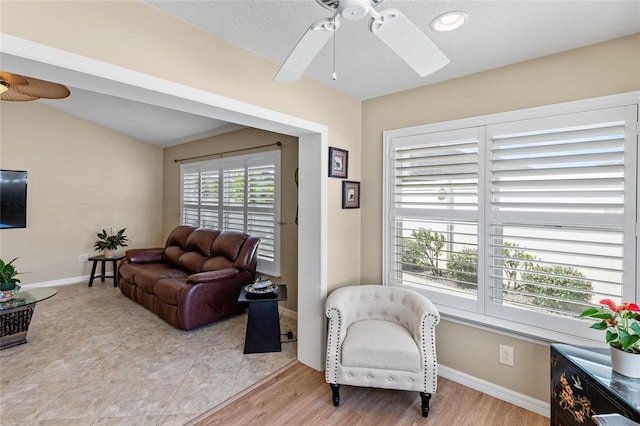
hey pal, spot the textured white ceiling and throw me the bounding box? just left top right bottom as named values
left=146, top=0, right=640, bottom=100
left=39, top=87, right=244, bottom=147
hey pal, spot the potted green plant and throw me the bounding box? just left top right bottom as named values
left=580, top=299, right=640, bottom=377
left=0, top=257, right=21, bottom=302
left=94, top=227, right=129, bottom=258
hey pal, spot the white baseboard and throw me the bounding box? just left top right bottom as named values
left=20, top=275, right=90, bottom=289
left=437, top=364, right=550, bottom=418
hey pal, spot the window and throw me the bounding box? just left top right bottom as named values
left=384, top=93, right=639, bottom=341
left=181, top=150, right=281, bottom=276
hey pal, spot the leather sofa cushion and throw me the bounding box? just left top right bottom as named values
left=120, top=263, right=188, bottom=293
left=163, top=228, right=227, bottom=273
left=165, top=226, right=193, bottom=249
left=154, top=278, right=188, bottom=305
left=341, top=320, right=421, bottom=373
left=176, top=251, right=208, bottom=273
left=163, top=246, right=186, bottom=268
left=185, top=228, right=220, bottom=256
left=201, top=256, right=234, bottom=272
left=187, top=268, right=239, bottom=284
left=211, top=231, right=247, bottom=262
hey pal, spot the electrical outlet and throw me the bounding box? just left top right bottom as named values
left=78, top=254, right=89, bottom=263
left=499, top=344, right=514, bottom=367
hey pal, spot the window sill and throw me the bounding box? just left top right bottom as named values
left=437, top=304, right=605, bottom=349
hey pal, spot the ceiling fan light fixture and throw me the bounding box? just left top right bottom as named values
left=431, top=11, right=468, bottom=32
left=0, top=83, right=8, bottom=95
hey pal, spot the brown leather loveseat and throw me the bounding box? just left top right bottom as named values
left=118, top=226, right=259, bottom=330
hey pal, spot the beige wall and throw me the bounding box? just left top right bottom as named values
left=361, top=34, right=640, bottom=402
left=0, top=102, right=163, bottom=284
left=163, top=128, right=299, bottom=311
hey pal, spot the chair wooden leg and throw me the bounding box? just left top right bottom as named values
left=420, top=392, right=431, bottom=417
left=330, top=383, right=340, bottom=406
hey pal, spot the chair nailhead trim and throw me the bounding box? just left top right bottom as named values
left=326, top=307, right=342, bottom=384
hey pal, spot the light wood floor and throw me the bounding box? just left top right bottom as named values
left=192, top=362, right=549, bottom=425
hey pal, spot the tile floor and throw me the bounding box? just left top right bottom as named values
left=0, top=282, right=297, bottom=425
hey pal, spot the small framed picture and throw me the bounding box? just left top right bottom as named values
left=342, top=181, right=360, bottom=209
left=329, top=147, right=348, bottom=178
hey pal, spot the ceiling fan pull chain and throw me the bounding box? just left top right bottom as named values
left=332, top=16, right=338, bottom=81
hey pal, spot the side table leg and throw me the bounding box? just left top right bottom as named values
left=112, top=260, right=118, bottom=287
left=88, top=260, right=98, bottom=287
left=100, top=260, right=106, bottom=282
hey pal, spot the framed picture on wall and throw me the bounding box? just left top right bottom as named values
left=329, top=147, right=348, bottom=178
left=342, top=181, right=360, bottom=209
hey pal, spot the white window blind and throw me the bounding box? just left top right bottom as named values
left=180, top=150, right=281, bottom=276
left=384, top=95, right=639, bottom=341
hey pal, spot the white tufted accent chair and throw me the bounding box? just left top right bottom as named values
left=325, top=285, right=440, bottom=417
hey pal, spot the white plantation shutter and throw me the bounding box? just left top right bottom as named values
left=384, top=95, right=639, bottom=341
left=181, top=169, right=201, bottom=226
left=180, top=150, right=281, bottom=275
left=222, top=167, right=246, bottom=232
left=247, top=164, right=277, bottom=267
left=485, top=107, right=635, bottom=335
left=200, top=169, right=220, bottom=229
left=386, top=128, right=480, bottom=311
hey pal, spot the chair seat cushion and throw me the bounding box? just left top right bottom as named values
left=341, top=319, right=421, bottom=373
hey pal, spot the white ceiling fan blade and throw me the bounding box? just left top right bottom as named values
left=274, top=17, right=340, bottom=82
left=370, top=8, right=449, bottom=77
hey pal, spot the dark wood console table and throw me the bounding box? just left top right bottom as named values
left=551, top=343, right=640, bottom=425
left=238, top=285, right=287, bottom=354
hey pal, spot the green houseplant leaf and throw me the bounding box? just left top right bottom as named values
left=0, top=257, right=21, bottom=291
left=94, top=227, right=130, bottom=251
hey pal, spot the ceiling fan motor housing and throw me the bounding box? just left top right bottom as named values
left=316, top=0, right=386, bottom=20
left=340, top=0, right=369, bottom=20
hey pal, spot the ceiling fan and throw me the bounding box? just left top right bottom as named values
left=274, top=0, right=449, bottom=82
left=0, top=71, right=70, bottom=101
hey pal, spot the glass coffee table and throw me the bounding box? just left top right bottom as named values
left=0, top=287, right=57, bottom=350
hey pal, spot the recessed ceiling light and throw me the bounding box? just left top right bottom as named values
left=431, top=11, right=469, bottom=32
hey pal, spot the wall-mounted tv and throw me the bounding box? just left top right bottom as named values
left=0, top=170, right=28, bottom=229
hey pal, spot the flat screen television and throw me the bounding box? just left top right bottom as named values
left=0, top=170, right=28, bottom=229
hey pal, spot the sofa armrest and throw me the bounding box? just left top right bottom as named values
left=186, top=268, right=240, bottom=284
left=125, top=248, right=164, bottom=264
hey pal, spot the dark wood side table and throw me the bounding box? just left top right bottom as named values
left=551, top=343, right=640, bottom=426
left=238, top=285, right=287, bottom=354
left=88, top=255, right=125, bottom=288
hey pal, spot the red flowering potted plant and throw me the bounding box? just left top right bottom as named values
left=580, top=299, right=640, bottom=377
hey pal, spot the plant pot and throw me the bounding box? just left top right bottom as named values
left=104, top=249, right=115, bottom=259
left=0, top=285, right=20, bottom=303
left=610, top=345, right=640, bottom=378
